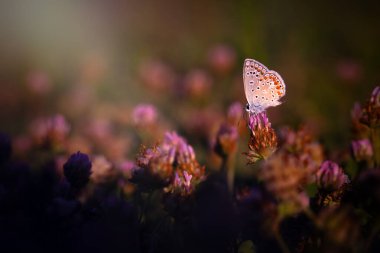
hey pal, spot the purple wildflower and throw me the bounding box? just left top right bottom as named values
left=351, top=102, right=369, bottom=138
left=117, top=160, right=136, bottom=179
left=260, top=152, right=311, bottom=214
left=134, top=131, right=205, bottom=196
left=29, top=114, right=70, bottom=149
left=214, top=123, right=238, bottom=158
left=227, top=102, right=243, bottom=126
left=248, top=111, right=271, bottom=130
left=360, top=86, right=380, bottom=127
left=370, top=86, right=380, bottom=106
left=352, top=139, right=373, bottom=162
left=207, top=44, right=237, bottom=74
left=132, top=103, right=158, bottom=128
left=91, top=155, right=115, bottom=184
left=316, top=161, right=349, bottom=191
left=244, top=112, right=277, bottom=163
left=183, top=69, right=212, bottom=98
left=171, top=170, right=193, bottom=195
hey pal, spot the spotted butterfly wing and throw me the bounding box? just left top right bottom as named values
left=243, top=59, right=286, bottom=114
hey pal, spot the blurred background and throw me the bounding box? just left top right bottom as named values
left=0, top=0, right=379, bottom=160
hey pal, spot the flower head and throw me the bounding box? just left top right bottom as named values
left=351, top=139, right=373, bottom=162
left=256, top=126, right=325, bottom=217
left=63, top=151, right=92, bottom=189
left=29, top=114, right=70, bottom=150
left=117, top=160, right=136, bottom=179
left=260, top=151, right=312, bottom=215
left=207, top=44, right=237, bottom=74
left=183, top=69, right=212, bottom=98
left=244, top=112, right=277, bottom=163
left=351, top=103, right=369, bottom=139
left=132, top=103, right=158, bottom=128
left=171, top=170, right=193, bottom=195
left=134, top=131, right=205, bottom=196
left=316, top=161, right=349, bottom=192
left=214, top=123, right=238, bottom=158
left=91, top=155, right=115, bottom=184
left=227, top=102, right=243, bottom=126
left=280, top=126, right=324, bottom=165
left=360, top=86, right=380, bottom=128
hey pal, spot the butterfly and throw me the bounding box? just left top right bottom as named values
left=243, top=59, right=286, bottom=115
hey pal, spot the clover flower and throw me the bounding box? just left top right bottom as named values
left=257, top=126, right=324, bottom=216
left=351, top=102, right=369, bottom=138
left=91, top=155, right=115, bottom=184
left=316, top=161, right=349, bottom=192
left=214, top=123, right=238, bottom=158
left=227, top=102, right=243, bottom=126
left=351, top=139, right=373, bottom=162
left=259, top=151, right=311, bottom=214
left=117, top=160, right=136, bottom=179
left=134, top=131, right=205, bottom=196
left=360, top=86, right=380, bottom=128
left=280, top=126, right=324, bottom=166
left=183, top=69, right=212, bottom=98
left=29, top=114, right=70, bottom=150
left=357, top=87, right=380, bottom=166
left=212, top=102, right=241, bottom=192
left=244, top=112, right=277, bottom=163
left=132, top=103, right=158, bottom=128
left=207, top=44, right=237, bottom=74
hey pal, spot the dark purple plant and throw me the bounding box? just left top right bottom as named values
left=63, top=151, right=92, bottom=189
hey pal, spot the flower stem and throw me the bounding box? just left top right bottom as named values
left=221, top=153, right=236, bottom=194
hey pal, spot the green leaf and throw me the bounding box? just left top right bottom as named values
left=238, top=240, right=256, bottom=253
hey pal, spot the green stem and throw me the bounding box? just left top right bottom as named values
left=221, top=152, right=236, bottom=194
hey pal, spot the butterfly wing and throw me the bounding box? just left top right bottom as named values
left=243, top=59, right=268, bottom=106
left=258, top=70, right=286, bottom=108
left=243, top=59, right=286, bottom=112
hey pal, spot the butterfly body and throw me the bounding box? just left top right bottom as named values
left=243, top=59, right=286, bottom=115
